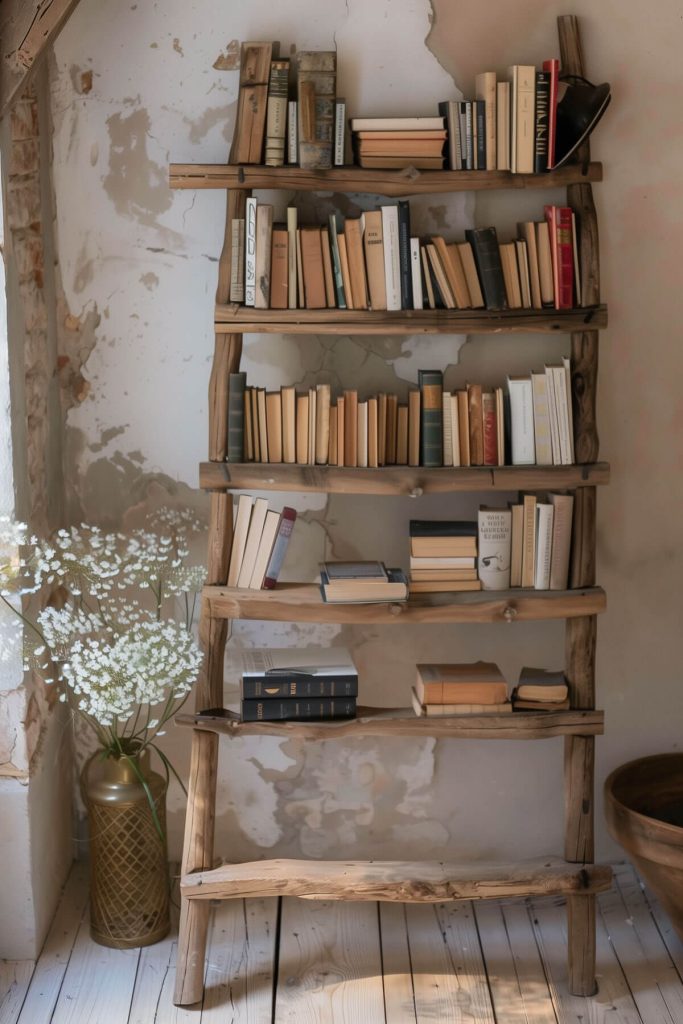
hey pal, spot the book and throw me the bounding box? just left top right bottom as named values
left=531, top=372, right=553, bottom=465
left=320, top=567, right=409, bottom=603
left=482, top=390, right=498, bottom=466
left=308, top=387, right=317, bottom=465
left=344, top=389, right=358, bottom=468
left=320, top=226, right=336, bottom=307
left=512, top=696, right=570, bottom=712
left=287, top=99, right=297, bottom=164
left=410, top=568, right=478, bottom=581
left=545, top=363, right=561, bottom=464
left=337, top=233, right=353, bottom=308
left=235, top=644, right=357, bottom=680
left=507, top=376, right=535, bottom=465
left=324, top=561, right=387, bottom=581
left=409, top=579, right=482, bottom=593
left=410, top=238, right=423, bottom=310
left=496, top=81, right=510, bottom=171
left=329, top=405, right=338, bottom=465
left=296, top=393, right=308, bottom=465
left=421, top=247, right=436, bottom=309
left=230, top=42, right=272, bottom=164
left=227, top=494, right=253, bottom=587
left=242, top=676, right=357, bottom=699
left=244, top=387, right=254, bottom=460
left=237, top=497, right=269, bottom=588
left=463, top=101, right=473, bottom=169
left=381, top=205, right=401, bottom=311
left=475, top=71, right=497, bottom=170
left=412, top=690, right=512, bottom=717
left=410, top=555, right=477, bottom=570
left=315, top=384, right=331, bottom=464
left=386, top=393, right=398, bottom=465
left=426, top=245, right=455, bottom=309
left=350, top=116, right=445, bottom=131
left=358, top=401, right=369, bottom=468
left=478, top=507, right=512, bottom=590
left=397, top=201, right=412, bottom=309
left=415, top=662, right=507, bottom=705
left=265, top=58, right=290, bottom=167
left=336, top=395, right=345, bottom=466
left=254, top=203, right=273, bottom=308
left=248, top=509, right=280, bottom=589
left=519, top=221, right=542, bottom=309
left=534, top=502, right=554, bottom=590
left=457, top=242, right=484, bottom=308
left=545, top=205, right=574, bottom=309
left=362, top=210, right=386, bottom=310
left=257, top=388, right=268, bottom=461
left=438, top=100, right=461, bottom=170
left=517, top=666, right=568, bottom=702
left=549, top=363, right=572, bottom=464
left=368, top=397, right=379, bottom=468
left=356, top=155, right=444, bottom=169
left=270, top=226, right=289, bottom=309
left=328, top=214, right=347, bottom=308
left=227, top=372, right=246, bottom=462
left=262, top=506, right=297, bottom=588
left=356, top=138, right=446, bottom=157
left=449, top=393, right=461, bottom=466
left=300, top=226, right=327, bottom=309
left=281, top=385, right=296, bottom=463
left=354, top=130, right=448, bottom=140
left=442, top=393, right=453, bottom=467
left=241, top=697, right=356, bottom=721
left=408, top=390, right=420, bottom=467
left=229, top=218, right=245, bottom=302
left=521, top=493, right=537, bottom=588
left=296, top=226, right=304, bottom=307
left=265, top=391, right=282, bottom=463
left=297, top=51, right=336, bottom=170
left=245, top=196, right=257, bottom=306
left=465, top=227, right=507, bottom=310
left=516, top=239, right=531, bottom=308
left=474, top=99, right=486, bottom=170
left=334, top=98, right=346, bottom=166
left=418, top=370, right=443, bottom=467
left=536, top=221, right=555, bottom=306
left=431, top=237, right=465, bottom=308
left=287, top=207, right=298, bottom=308
left=345, top=218, right=369, bottom=310
left=467, top=383, right=484, bottom=466
left=534, top=70, right=550, bottom=174
left=410, top=520, right=478, bottom=538
left=251, top=387, right=261, bottom=460
left=543, top=59, right=560, bottom=169
left=510, top=503, right=523, bottom=587
left=571, top=210, right=582, bottom=307
left=508, top=64, right=535, bottom=174
left=499, top=242, right=522, bottom=309
left=548, top=493, right=574, bottom=590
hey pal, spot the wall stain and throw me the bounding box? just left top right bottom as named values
left=213, top=39, right=240, bottom=70
left=139, top=271, right=159, bottom=290
left=173, top=38, right=184, bottom=57
left=182, top=104, right=234, bottom=145
left=88, top=425, right=128, bottom=454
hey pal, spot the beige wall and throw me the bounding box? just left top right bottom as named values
left=45, top=0, right=683, bottom=866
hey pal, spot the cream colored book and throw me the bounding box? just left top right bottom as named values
left=336, top=395, right=345, bottom=467
left=308, top=386, right=317, bottom=465
left=357, top=400, right=368, bottom=468
left=510, top=503, right=523, bottom=587
left=396, top=405, right=408, bottom=465
left=536, top=221, right=555, bottom=306
left=227, top=494, right=253, bottom=587
left=296, top=393, right=309, bottom=464
left=499, top=241, right=522, bottom=308
left=519, top=221, right=542, bottom=309
left=449, top=393, right=461, bottom=466
left=521, top=493, right=537, bottom=588
left=254, top=203, right=273, bottom=309
left=442, top=393, right=453, bottom=467
left=412, top=689, right=512, bottom=716
left=281, top=385, right=296, bottom=463
left=265, top=391, right=282, bottom=463
left=287, top=207, right=298, bottom=309
left=516, top=239, right=531, bottom=308
left=315, top=383, right=331, bottom=464
left=456, top=390, right=470, bottom=466
left=237, top=498, right=269, bottom=589
left=249, top=509, right=281, bottom=589
left=549, top=493, right=574, bottom=590
left=496, top=81, right=510, bottom=171
left=368, top=397, right=379, bottom=468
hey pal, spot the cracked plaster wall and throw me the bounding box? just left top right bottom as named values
left=47, top=0, right=683, bottom=865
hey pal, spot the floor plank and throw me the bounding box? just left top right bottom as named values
left=377, top=903, right=417, bottom=1023
left=201, top=898, right=278, bottom=1023
left=0, top=962, right=34, bottom=1024
left=640, top=871, right=683, bottom=980
left=274, top=899, right=385, bottom=1023
left=434, top=901, right=496, bottom=1022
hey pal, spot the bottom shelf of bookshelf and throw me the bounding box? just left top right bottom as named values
left=180, top=856, right=612, bottom=903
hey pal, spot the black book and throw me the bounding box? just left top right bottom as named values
left=397, top=200, right=413, bottom=310
left=240, top=697, right=357, bottom=721
left=464, top=101, right=474, bottom=169
left=534, top=71, right=550, bottom=174
left=464, top=227, right=507, bottom=310
left=475, top=99, right=486, bottom=170
left=241, top=676, right=358, bottom=699
left=227, top=372, right=246, bottom=462
left=458, top=102, right=469, bottom=168
left=410, top=520, right=478, bottom=538
left=503, top=391, right=512, bottom=465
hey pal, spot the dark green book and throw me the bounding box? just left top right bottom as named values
left=241, top=676, right=358, bottom=699
left=227, top=372, right=246, bottom=462
left=328, top=214, right=347, bottom=308
left=240, top=697, right=356, bottom=721
left=418, top=369, right=443, bottom=466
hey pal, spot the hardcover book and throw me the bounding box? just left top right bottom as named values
left=418, top=369, right=443, bottom=467
left=465, top=227, right=507, bottom=310
left=265, top=59, right=290, bottom=167
left=241, top=697, right=356, bottom=721
left=227, top=372, right=246, bottom=462
left=263, top=507, right=297, bottom=589
left=478, top=507, right=512, bottom=591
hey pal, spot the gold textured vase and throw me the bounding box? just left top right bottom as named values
left=83, top=749, right=170, bottom=948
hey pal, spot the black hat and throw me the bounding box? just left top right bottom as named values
left=553, top=76, right=611, bottom=168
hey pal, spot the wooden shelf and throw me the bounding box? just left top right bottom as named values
left=204, top=584, right=606, bottom=624
left=200, top=461, right=610, bottom=494
left=178, top=707, right=605, bottom=740
left=169, top=162, right=603, bottom=196
left=214, top=304, right=607, bottom=335
left=180, top=856, right=612, bottom=903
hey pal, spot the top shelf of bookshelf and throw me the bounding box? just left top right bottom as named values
left=168, top=163, right=603, bottom=197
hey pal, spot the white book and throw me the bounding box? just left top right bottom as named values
left=287, top=101, right=297, bottom=164
left=230, top=645, right=357, bottom=680
left=450, top=393, right=461, bottom=466
left=442, top=393, right=453, bottom=467
left=551, top=365, right=572, bottom=465
left=545, top=365, right=561, bottom=465
left=227, top=494, right=253, bottom=587
left=350, top=116, right=445, bottom=131
left=381, top=205, right=401, bottom=311
left=308, top=387, right=316, bottom=465
left=287, top=207, right=298, bottom=309
left=508, top=65, right=535, bottom=174
left=237, top=498, right=269, bottom=588
left=562, top=356, right=575, bottom=463
left=478, top=507, right=512, bottom=590
left=334, top=99, right=345, bottom=166
left=244, top=196, right=257, bottom=306
left=531, top=372, right=553, bottom=465
left=410, top=238, right=423, bottom=309
left=496, top=81, right=510, bottom=171
left=534, top=503, right=554, bottom=590
left=249, top=510, right=281, bottom=590
left=507, top=376, right=535, bottom=465
left=357, top=401, right=368, bottom=468
left=549, top=493, right=574, bottom=590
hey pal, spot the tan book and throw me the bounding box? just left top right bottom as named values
left=457, top=242, right=485, bottom=308
left=248, top=509, right=280, bottom=589
left=251, top=387, right=261, bottom=461
left=270, top=227, right=289, bottom=309
left=510, top=503, right=523, bottom=587
left=410, top=556, right=476, bottom=569
left=456, top=390, right=470, bottom=466
left=344, top=389, right=358, bottom=467
left=368, top=397, right=379, bottom=468
left=281, top=385, right=296, bottom=463
left=287, top=207, right=298, bottom=309
left=496, top=80, right=510, bottom=171
left=254, top=203, right=273, bottom=308
left=409, top=579, right=482, bottom=594
left=336, top=395, right=345, bottom=467
left=244, top=387, right=254, bottom=461
left=499, top=241, right=522, bottom=309
left=413, top=690, right=511, bottom=716
left=426, top=244, right=456, bottom=308
left=467, top=383, right=484, bottom=466
left=521, top=494, right=537, bottom=588
left=516, top=668, right=568, bottom=703
left=315, top=383, right=331, bottom=464
left=475, top=71, right=497, bottom=171
left=329, top=405, right=338, bottom=466
left=355, top=130, right=448, bottom=140
left=396, top=405, right=408, bottom=465
left=549, top=493, right=574, bottom=590
left=508, top=64, right=535, bottom=174
left=408, top=390, right=420, bottom=467
left=411, top=537, right=477, bottom=557
left=257, top=388, right=268, bottom=462
left=296, top=393, right=309, bottom=464
left=357, top=155, right=444, bottom=169
left=227, top=494, right=253, bottom=587
left=430, top=236, right=463, bottom=308
left=377, top=393, right=387, bottom=466
left=512, top=695, right=570, bottom=711
left=410, top=569, right=479, bottom=581
left=421, top=247, right=436, bottom=309
left=519, top=221, right=542, bottom=309
left=344, top=219, right=369, bottom=310
left=300, top=226, right=326, bottom=309
left=361, top=210, right=387, bottom=310
left=385, top=394, right=398, bottom=465
left=229, top=217, right=245, bottom=303
left=265, top=391, right=282, bottom=462
left=357, top=401, right=368, bottom=468
left=358, top=139, right=447, bottom=156
left=307, top=387, right=316, bottom=465
left=236, top=497, right=269, bottom=588
left=449, top=393, right=461, bottom=466
left=296, top=228, right=305, bottom=307
left=516, top=239, right=531, bottom=308
left=495, top=387, right=505, bottom=467
left=416, top=662, right=507, bottom=704
left=320, top=226, right=336, bottom=307
left=337, top=234, right=354, bottom=309
left=536, top=221, right=554, bottom=306
left=229, top=42, right=272, bottom=165
left=442, top=393, right=453, bottom=468
left=446, top=243, right=472, bottom=308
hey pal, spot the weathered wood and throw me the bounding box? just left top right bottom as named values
left=0, top=0, right=81, bottom=117
left=177, top=707, right=605, bottom=742
left=181, top=858, right=612, bottom=903
left=208, top=334, right=243, bottom=462
left=195, top=492, right=232, bottom=712
left=200, top=460, right=610, bottom=495
left=565, top=617, right=596, bottom=710
left=567, top=895, right=598, bottom=998
left=214, top=303, right=607, bottom=335
left=565, top=736, right=595, bottom=862
left=377, top=904, right=418, bottom=1023
left=204, top=582, right=606, bottom=625
left=431, top=902, right=497, bottom=1022
left=0, top=961, right=34, bottom=1024
left=169, top=162, right=603, bottom=195
left=201, top=897, right=278, bottom=1022
left=570, top=331, right=600, bottom=464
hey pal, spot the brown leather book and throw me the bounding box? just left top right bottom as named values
left=315, top=384, right=331, bottom=464
left=270, top=227, right=289, bottom=309
left=368, top=397, right=379, bottom=468
left=467, top=383, right=484, bottom=466
left=296, top=228, right=305, bottom=307
left=499, top=241, right=522, bottom=309
left=344, top=390, right=358, bottom=467
left=265, top=391, right=282, bottom=462
left=456, top=390, right=470, bottom=466
left=337, top=234, right=354, bottom=309
left=254, top=204, right=273, bottom=308
left=296, top=393, right=309, bottom=464
left=416, top=662, right=507, bottom=704
left=446, top=243, right=472, bottom=308
left=457, top=242, right=485, bottom=308
left=377, top=393, right=387, bottom=466
left=329, top=405, right=338, bottom=466
left=344, top=219, right=369, bottom=310
left=519, top=221, right=542, bottom=309
left=385, top=394, right=398, bottom=465
left=257, top=388, right=268, bottom=462
left=300, top=226, right=327, bottom=309
left=320, top=227, right=336, bottom=307
left=361, top=210, right=386, bottom=310
left=397, top=405, right=408, bottom=465
left=408, top=390, right=420, bottom=467
left=281, top=385, right=296, bottom=463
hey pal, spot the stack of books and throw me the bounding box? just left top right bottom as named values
left=231, top=647, right=358, bottom=721
left=320, top=561, right=408, bottom=604
left=227, top=495, right=297, bottom=590
left=512, top=667, right=569, bottom=711
left=409, top=520, right=481, bottom=594
left=478, top=493, right=574, bottom=591
left=412, top=662, right=510, bottom=716
left=349, top=116, right=447, bottom=170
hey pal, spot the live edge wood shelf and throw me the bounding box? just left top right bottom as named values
left=171, top=14, right=608, bottom=1008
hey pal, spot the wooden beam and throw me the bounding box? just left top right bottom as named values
left=0, top=0, right=82, bottom=116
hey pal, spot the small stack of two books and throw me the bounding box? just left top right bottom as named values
left=233, top=647, right=359, bottom=721
left=412, top=662, right=510, bottom=716
left=409, top=521, right=482, bottom=594
left=511, top=667, right=569, bottom=711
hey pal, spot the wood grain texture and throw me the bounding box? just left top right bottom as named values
left=0, top=0, right=81, bottom=116
left=377, top=903, right=418, bottom=1023
left=203, top=582, right=606, bottom=625
left=214, top=303, right=607, bottom=335
left=565, top=616, right=596, bottom=709
left=0, top=961, right=34, bottom=1024
left=169, top=162, right=603, bottom=195
left=431, top=901, right=497, bottom=1022
left=567, top=895, right=598, bottom=998
left=570, top=331, right=600, bottom=464
left=195, top=492, right=232, bottom=711
left=208, top=333, right=242, bottom=462
left=177, top=707, right=605, bottom=741
left=200, top=460, right=610, bottom=494
left=565, top=736, right=595, bottom=863
left=181, top=858, right=612, bottom=902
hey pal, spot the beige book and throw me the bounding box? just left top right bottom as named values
left=508, top=65, right=535, bottom=174
left=377, top=393, right=387, bottom=466
left=521, top=493, right=537, bottom=588
left=344, top=389, right=358, bottom=467
left=296, top=228, right=305, bottom=307
left=281, top=385, right=296, bottom=463
left=396, top=405, right=408, bottom=465
left=308, top=387, right=316, bottom=465
left=409, top=579, right=483, bottom=594
left=300, top=226, right=326, bottom=309
left=229, top=217, right=245, bottom=303
left=320, top=226, right=336, bottom=307
left=416, top=662, right=506, bottom=704
left=358, top=155, right=444, bottom=169
left=531, top=372, right=553, bottom=466
left=361, top=210, right=387, bottom=310
left=337, top=234, right=354, bottom=309
left=315, top=384, right=331, bottom=464
left=270, top=227, right=289, bottom=309
left=287, top=207, right=298, bottom=309
left=449, top=393, right=461, bottom=466
left=426, top=244, right=456, bottom=308
left=408, top=390, right=420, bottom=467
left=385, top=394, right=398, bottom=465
left=251, top=387, right=261, bottom=461
left=510, top=503, right=523, bottom=587
left=475, top=71, right=497, bottom=171
left=495, top=387, right=505, bottom=467
left=516, top=239, right=531, bottom=308
left=499, top=242, right=522, bottom=309
left=244, top=387, right=254, bottom=461
left=457, top=242, right=485, bottom=308
left=265, top=391, right=282, bottom=462
left=227, top=494, right=253, bottom=587
left=421, top=247, right=436, bottom=309
left=329, top=405, right=338, bottom=466
left=549, top=493, right=574, bottom=590
left=248, top=509, right=280, bottom=589
left=442, top=393, right=453, bottom=467
left=430, top=237, right=468, bottom=309
left=368, top=397, right=379, bottom=468
left=519, top=221, right=542, bottom=309
left=496, top=80, right=510, bottom=171
left=296, top=393, right=309, bottom=464
left=254, top=203, right=273, bottom=308
left=536, top=221, right=554, bottom=306
left=257, top=388, right=268, bottom=462
left=412, top=689, right=511, bottom=716
left=410, top=569, right=478, bottom=581
left=344, top=219, right=369, bottom=310
left=336, top=395, right=345, bottom=467
left=456, top=390, right=470, bottom=466
left=357, top=401, right=368, bottom=468
left=237, top=497, right=269, bottom=589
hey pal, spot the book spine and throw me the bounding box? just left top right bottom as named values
left=465, top=227, right=507, bottom=310
left=287, top=100, right=298, bottom=164
left=229, top=218, right=245, bottom=303
left=328, top=214, right=347, bottom=308
left=546, top=205, right=574, bottom=309
left=240, top=697, right=357, bottom=721
left=521, top=495, right=537, bottom=588
left=441, top=393, right=453, bottom=467
left=549, top=494, right=574, bottom=590
left=464, top=101, right=474, bottom=169
left=229, top=42, right=272, bottom=164
left=244, top=197, right=257, bottom=306
left=467, top=383, right=484, bottom=466
left=543, top=59, right=559, bottom=169
left=531, top=373, right=553, bottom=465
left=482, top=390, right=498, bottom=466
left=262, top=507, right=297, bottom=588
left=475, top=99, right=486, bottom=170
left=241, top=676, right=358, bottom=699
left=477, top=509, right=512, bottom=590
left=227, top=372, right=246, bottom=462
left=397, top=200, right=412, bottom=310
left=534, top=504, right=554, bottom=590
left=381, top=206, right=401, bottom=311
left=334, top=99, right=345, bottom=166
left=534, top=71, right=550, bottom=174
left=438, top=100, right=459, bottom=170
left=410, top=238, right=423, bottom=309
left=265, top=59, right=290, bottom=167
left=507, top=377, right=535, bottom=465
left=409, top=520, right=477, bottom=538
left=418, top=370, right=443, bottom=467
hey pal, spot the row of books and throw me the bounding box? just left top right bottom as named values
left=478, top=493, right=574, bottom=591
left=226, top=362, right=575, bottom=469
left=409, top=520, right=480, bottom=594
left=227, top=496, right=296, bottom=589
left=413, top=662, right=569, bottom=717
left=231, top=199, right=581, bottom=311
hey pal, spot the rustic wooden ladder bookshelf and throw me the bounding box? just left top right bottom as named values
left=170, top=15, right=610, bottom=1006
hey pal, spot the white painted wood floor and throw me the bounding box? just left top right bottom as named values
left=2, top=862, right=683, bottom=1023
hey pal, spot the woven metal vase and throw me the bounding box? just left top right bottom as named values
left=83, top=750, right=170, bottom=949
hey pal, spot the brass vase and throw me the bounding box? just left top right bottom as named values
left=82, top=749, right=170, bottom=948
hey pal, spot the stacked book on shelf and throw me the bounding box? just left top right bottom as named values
left=227, top=495, right=296, bottom=590
left=478, top=493, right=574, bottom=591
left=409, top=520, right=481, bottom=594
left=226, top=361, right=575, bottom=469
left=349, top=116, right=447, bottom=170
left=511, top=667, right=569, bottom=711
left=228, top=647, right=358, bottom=721
left=320, top=561, right=408, bottom=604
left=231, top=198, right=582, bottom=311
left=412, top=662, right=510, bottom=716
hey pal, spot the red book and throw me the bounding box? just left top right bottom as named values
left=262, top=507, right=297, bottom=589
left=543, top=59, right=559, bottom=169
left=544, top=205, right=574, bottom=310
left=482, top=390, right=498, bottom=466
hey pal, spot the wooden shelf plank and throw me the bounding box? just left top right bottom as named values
left=203, top=583, right=606, bottom=625
left=169, top=162, right=603, bottom=196
left=177, top=707, right=605, bottom=740
left=180, top=856, right=613, bottom=903
left=214, top=304, right=607, bottom=335
left=200, top=461, right=610, bottom=494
